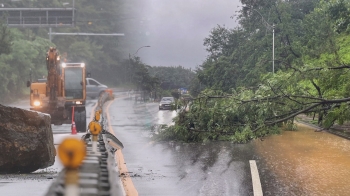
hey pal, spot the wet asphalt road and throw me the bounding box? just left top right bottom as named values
left=110, top=95, right=350, bottom=196
left=110, top=96, right=256, bottom=196
left=1, top=93, right=350, bottom=195
left=0, top=99, right=98, bottom=196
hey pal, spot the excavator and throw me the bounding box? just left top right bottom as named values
left=28, top=47, right=87, bottom=132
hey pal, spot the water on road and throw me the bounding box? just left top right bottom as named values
left=254, top=123, right=350, bottom=195
left=2, top=94, right=350, bottom=196
left=110, top=96, right=350, bottom=196
left=109, top=97, right=254, bottom=196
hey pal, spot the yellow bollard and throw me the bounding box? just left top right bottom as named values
left=57, top=138, right=86, bottom=196
left=88, top=121, right=102, bottom=153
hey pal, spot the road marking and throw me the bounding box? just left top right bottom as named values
left=106, top=99, right=139, bottom=196
left=249, top=160, right=263, bottom=196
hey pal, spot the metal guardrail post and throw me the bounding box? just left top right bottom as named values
left=45, top=91, right=123, bottom=196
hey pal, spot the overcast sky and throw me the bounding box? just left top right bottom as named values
left=133, top=0, right=242, bottom=69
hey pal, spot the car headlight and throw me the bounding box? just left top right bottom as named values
left=33, top=100, right=41, bottom=106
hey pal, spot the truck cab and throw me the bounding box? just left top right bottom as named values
left=29, top=62, right=87, bottom=132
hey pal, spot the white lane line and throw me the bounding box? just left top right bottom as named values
left=249, top=160, right=263, bottom=196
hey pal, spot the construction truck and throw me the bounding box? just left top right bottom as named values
left=28, top=47, right=87, bottom=132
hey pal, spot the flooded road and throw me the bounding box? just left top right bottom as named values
left=1, top=94, right=350, bottom=195
left=108, top=97, right=255, bottom=195
left=110, top=95, right=350, bottom=196
left=254, top=124, right=350, bottom=195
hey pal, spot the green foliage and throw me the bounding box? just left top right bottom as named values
left=325, top=0, right=350, bottom=33
left=127, top=57, right=159, bottom=93
left=2, top=0, right=350, bottom=144
left=145, top=66, right=195, bottom=100
left=148, top=66, right=195, bottom=90
left=283, top=120, right=298, bottom=131
left=0, top=28, right=53, bottom=102
left=68, top=42, right=93, bottom=63
left=0, top=24, right=12, bottom=56
left=171, top=90, right=180, bottom=99
left=323, top=103, right=350, bottom=128
left=198, top=0, right=324, bottom=92
left=0, top=0, right=157, bottom=101
left=162, top=0, right=350, bottom=141
left=2, top=0, right=148, bottom=86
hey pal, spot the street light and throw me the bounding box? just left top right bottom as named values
left=129, top=45, right=151, bottom=101
left=128, top=45, right=151, bottom=84
left=129, top=45, right=151, bottom=65
left=243, top=7, right=275, bottom=74
left=133, top=45, right=151, bottom=56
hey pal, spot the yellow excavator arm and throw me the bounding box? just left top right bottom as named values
left=29, top=47, right=87, bottom=132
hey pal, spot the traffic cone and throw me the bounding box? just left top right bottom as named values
left=71, top=121, right=77, bottom=134
left=71, top=106, right=77, bottom=134
left=105, top=89, right=114, bottom=99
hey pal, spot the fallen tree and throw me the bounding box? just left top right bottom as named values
left=154, top=1, right=350, bottom=143
left=157, top=64, right=350, bottom=143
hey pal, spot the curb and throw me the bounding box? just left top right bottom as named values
left=296, top=120, right=350, bottom=140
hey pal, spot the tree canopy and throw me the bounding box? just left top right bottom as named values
left=0, top=0, right=148, bottom=102
left=148, top=66, right=195, bottom=90
left=161, top=0, right=350, bottom=142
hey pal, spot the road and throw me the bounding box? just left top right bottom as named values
left=1, top=93, right=350, bottom=195
left=0, top=99, right=98, bottom=196
left=109, top=95, right=350, bottom=196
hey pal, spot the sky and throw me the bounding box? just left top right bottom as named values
left=133, top=0, right=242, bottom=69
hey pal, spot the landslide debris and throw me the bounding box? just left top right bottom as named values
left=0, top=104, right=56, bottom=173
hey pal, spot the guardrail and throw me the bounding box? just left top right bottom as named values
left=45, top=91, right=124, bottom=196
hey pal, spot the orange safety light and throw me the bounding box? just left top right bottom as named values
left=95, top=110, right=101, bottom=121
left=89, top=121, right=102, bottom=135
left=57, top=138, right=86, bottom=169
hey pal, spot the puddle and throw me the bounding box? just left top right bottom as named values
left=254, top=124, right=350, bottom=195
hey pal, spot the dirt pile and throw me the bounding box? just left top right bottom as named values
left=0, top=104, right=56, bottom=173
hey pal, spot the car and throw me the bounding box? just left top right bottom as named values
left=159, top=97, right=175, bottom=110
left=86, top=78, right=108, bottom=99
left=30, top=77, right=108, bottom=99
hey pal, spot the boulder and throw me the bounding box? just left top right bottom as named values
left=0, top=104, right=56, bottom=173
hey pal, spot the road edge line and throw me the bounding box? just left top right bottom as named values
left=106, top=99, right=139, bottom=196
left=249, top=160, right=263, bottom=196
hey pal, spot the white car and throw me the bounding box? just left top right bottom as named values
left=159, top=97, right=175, bottom=110
left=86, top=78, right=108, bottom=99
